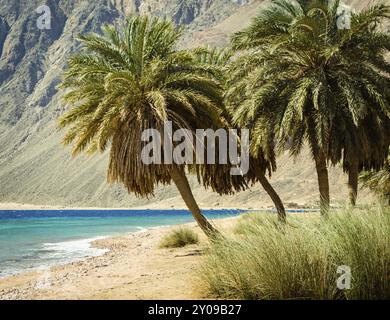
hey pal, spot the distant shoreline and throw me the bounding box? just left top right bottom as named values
left=0, top=202, right=247, bottom=211
left=0, top=202, right=316, bottom=212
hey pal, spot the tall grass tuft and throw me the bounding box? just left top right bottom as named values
left=159, top=227, right=199, bottom=248
left=200, top=208, right=390, bottom=300
left=321, top=209, right=390, bottom=299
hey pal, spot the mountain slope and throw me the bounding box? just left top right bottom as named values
left=0, top=0, right=385, bottom=208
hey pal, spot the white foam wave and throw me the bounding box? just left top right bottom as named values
left=134, top=226, right=149, bottom=233
left=0, top=237, right=109, bottom=279
left=42, top=236, right=108, bottom=259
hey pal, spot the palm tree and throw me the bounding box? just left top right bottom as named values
left=194, top=47, right=286, bottom=222
left=324, top=1, right=390, bottom=206
left=360, top=153, right=390, bottom=206
left=58, top=16, right=229, bottom=238
left=333, top=116, right=390, bottom=206
left=228, top=0, right=390, bottom=215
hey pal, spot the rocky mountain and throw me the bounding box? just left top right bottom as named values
left=0, top=0, right=385, bottom=208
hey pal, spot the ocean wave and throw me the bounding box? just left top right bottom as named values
left=135, top=226, right=148, bottom=232
left=41, top=237, right=108, bottom=258
left=0, top=237, right=109, bottom=279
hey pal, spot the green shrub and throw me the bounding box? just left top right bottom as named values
left=159, top=227, right=199, bottom=248
left=200, top=208, right=390, bottom=300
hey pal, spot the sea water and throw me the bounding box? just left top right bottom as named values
left=0, top=209, right=243, bottom=278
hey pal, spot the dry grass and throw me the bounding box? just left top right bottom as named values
left=159, top=227, right=200, bottom=248
left=200, top=208, right=390, bottom=300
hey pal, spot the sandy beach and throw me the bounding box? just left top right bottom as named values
left=0, top=218, right=236, bottom=300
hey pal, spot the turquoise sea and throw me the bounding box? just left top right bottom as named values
left=0, top=209, right=244, bottom=278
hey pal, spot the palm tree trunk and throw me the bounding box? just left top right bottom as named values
left=258, top=174, right=286, bottom=223
left=348, top=160, right=359, bottom=207
left=314, top=151, right=330, bottom=216
left=169, top=166, right=220, bottom=239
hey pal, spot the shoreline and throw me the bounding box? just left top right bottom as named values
left=0, top=202, right=316, bottom=211
left=0, top=211, right=237, bottom=281
left=0, top=202, right=253, bottom=211
left=0, top=235, right=111, bottom=281
left=0, top=217, right=238, bottom=300
left=0, top=226, right=171, bottom=281
left=0, top=219, right=189, bottom=282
